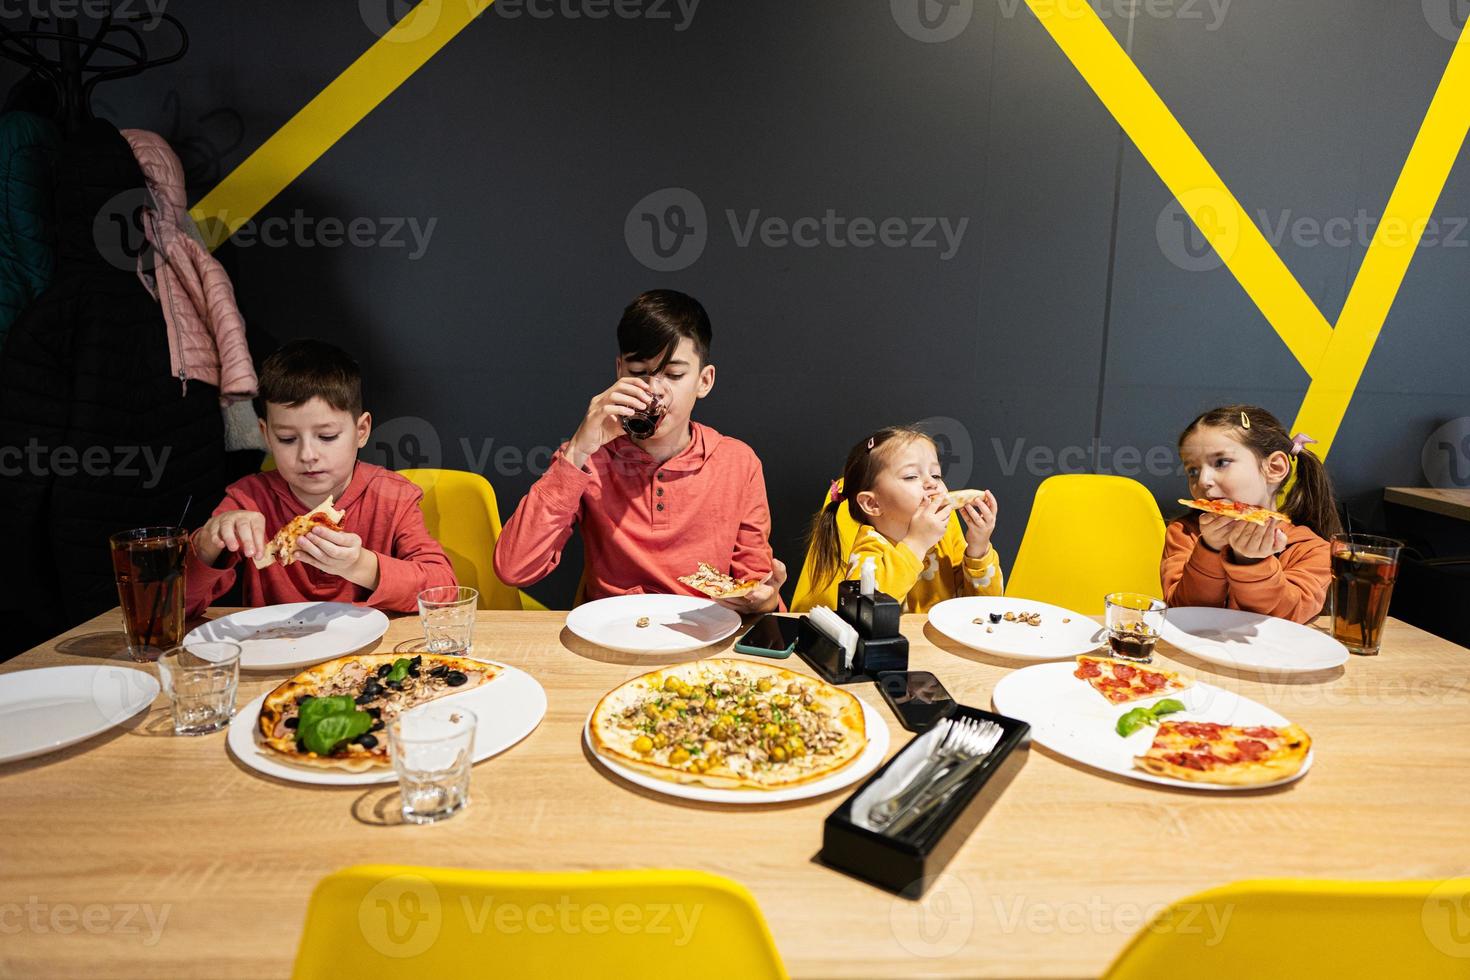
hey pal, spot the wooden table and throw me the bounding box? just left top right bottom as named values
left=3, top=610, right=1469, bottom=978
left=1384, top=486, right=1470, bottom=522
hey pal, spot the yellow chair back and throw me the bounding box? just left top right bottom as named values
left=397, top=468, right=529, bottom=611
left=1105, top=878, right=1470, bottom=979
left=1005, top=474, right=1164, bottom=614
left=292, top=865, right=789, bottom=979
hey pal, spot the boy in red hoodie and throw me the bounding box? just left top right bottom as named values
left=185, top=340, right=455, bottom=616
left=494, top=290, right=785, bottom=612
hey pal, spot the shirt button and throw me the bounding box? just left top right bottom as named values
left=656, top=503, right=665, bottom=512
left=657, top=471, right=666, bottom=481
left=656, top=487, right=664, bottom=497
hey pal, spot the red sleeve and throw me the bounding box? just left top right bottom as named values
left=363, top=485, right=459, bottom=612
left=492, top=449, right=591, bottom=588
left=183, top=487, right=253, bottom=617
left=1160, top=518, right=1230, bottom=608
left=1222, top=534, right=1331, bottom=623
left=727, top=459, right=775, bottom=583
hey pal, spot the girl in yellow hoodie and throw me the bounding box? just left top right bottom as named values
left=794, top=426, right=1003, bottom=614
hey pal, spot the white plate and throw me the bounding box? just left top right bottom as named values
left=0, top=666, right=160, bottom=764
left=226, top=661, right=546, bottom=786
left=566, top=594, right=743, bottom=655
left=185, top=602, right=390, bottom=670
left=586, top=698, right=890, bottom=804
left=1161, top=607, right=1349, bottom=674
left=928, top=596, right=1105, bottom=661
left=992, top=661, right=1312, bottom=791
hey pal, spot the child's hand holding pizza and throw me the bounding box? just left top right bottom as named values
left=1224, top=518, right=1288, bottom=563
left=294, top=527, right=381, bottom=589
left=958, top=490, right=998, bottom=558
left=1197, top=512, right=1236, bottom=552
left=194, top=510, right=266, bottom=566
left=901, top=494, right=952, bottom=559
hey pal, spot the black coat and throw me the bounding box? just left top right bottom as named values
left=0, top=119, right=227, bottom=657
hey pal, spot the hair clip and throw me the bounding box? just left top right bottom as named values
left=828, top=480, right=844, bottom=504
left=866, top=436, right=875, bottom=451
left=1290, top=433, right=1317, bottom=456
left=1240, top=411, right=1251, bottom=429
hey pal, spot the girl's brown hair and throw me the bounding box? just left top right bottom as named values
left=1180, top=405, right=1342, bottom=538
left=804, top=426, right=935, bottom=590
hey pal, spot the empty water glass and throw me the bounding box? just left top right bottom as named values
left=156, top=641, right=241, bottom=735
left=417, top=586, right=478, bottom=655
left=389, top=704, right=477, bottom=824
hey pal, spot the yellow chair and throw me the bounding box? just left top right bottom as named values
left=790, top=479, right=967, bottom=612
left=397, top=468, right=544, bottom=611
left=292, top=865, right=789, bottom=979
left=1105, top=878, right=1470, bottom=979
left=1005, top=474, right=1164, bottom=614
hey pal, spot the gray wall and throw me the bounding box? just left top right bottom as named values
left=10, top=0, right=1467, bottom=606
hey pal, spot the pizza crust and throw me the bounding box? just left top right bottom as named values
left=1177, top=498, right=1291, bottom=526
left=590, top=659, right=866, bottom=790
left=254, top=496, right=347, bottom=569
left=946, top=489, right=987, bottom=509
left=677, top=562, right=761, bottom=600
left=1134, top=722, right=1311, bottom=786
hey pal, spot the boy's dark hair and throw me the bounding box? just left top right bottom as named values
left=256, top=340, right=363, bottom=418
left=616, top=289, right=712, bottom=369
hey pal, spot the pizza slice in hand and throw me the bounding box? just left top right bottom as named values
left=1177, top=498, right=1291, bottom=526
left=1074, top=655, right=1191, bottom=705
left=677, top=562, right=761, bottom=600
left=254, top=496, right=347, bottom=569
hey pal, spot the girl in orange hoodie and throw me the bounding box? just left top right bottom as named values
left=1161, top=405, right=1341, bottom=624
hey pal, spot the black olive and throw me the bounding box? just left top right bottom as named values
left=376, top=663, right=392, bottom=678
left=366, top=707, right=382, bottom=719
left=354, top=692, right=376, bottom=704
left=428, top=665, right=448, bottom=678
left=989, top=613, right=1003, bottom=624
left=370, top=720, right=385, bottom=732
left=295, top=739, right=307, bottom=753
left=444, top=670, right=468, bottom=687
left=296, top=695, right=314, bottom=706
left=353, top=734, right=378, bottom=749
left=284, top=717, right=299, bottom=729
left=408, top=655, right=423, bottom=676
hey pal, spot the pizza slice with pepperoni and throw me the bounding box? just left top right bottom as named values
left=1134, top=720, right=1311, bottom=786
left=1074, top=655, right=1190, bottom=705
left=1177, top=498, right=1291, bottom=526
left=253, top=496, right=347, bottom=569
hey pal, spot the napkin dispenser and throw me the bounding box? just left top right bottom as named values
left=819, top=704, right=1030, bottom=898
left=795, top=611, right=910, bottom=685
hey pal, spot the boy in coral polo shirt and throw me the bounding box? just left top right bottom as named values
left=185, top=341, right=455, bottom=616
left=494, top=290, right=785, bottom=611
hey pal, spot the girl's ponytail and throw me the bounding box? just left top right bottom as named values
left=1281, top=446, right=1343, bottom=539
left=804, top=500, right=844, bottom=595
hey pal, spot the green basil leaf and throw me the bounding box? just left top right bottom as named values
left=301, top=709, right=373, bottom=756
left=297, top=694, right=355, bottom=728
left=1116, top=708, right=1153, bottom=737
left=1151, top=698, right=1186, bottom=717
left=386, top=658, right=412, bottom=684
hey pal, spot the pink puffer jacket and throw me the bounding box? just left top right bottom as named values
left=121, top=129, right=256, bottom=402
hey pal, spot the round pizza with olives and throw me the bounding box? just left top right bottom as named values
left=589, top=658, right=867, bottom=790
left=257, top=652, right=498, bottom=772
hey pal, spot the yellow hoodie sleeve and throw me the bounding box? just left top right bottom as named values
left=844, top=526, right=925, bottom=599
left=938, top=520, right=1004, bottom=596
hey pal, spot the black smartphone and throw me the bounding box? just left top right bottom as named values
left=876, top=671, right=958, bottom=733
left=733, top=614, right=801, bottom=658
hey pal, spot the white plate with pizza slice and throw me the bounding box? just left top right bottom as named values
left=928, top=596, right=1106, bottom=661
left=584, top=698, right=890, bottom=804
left=992, top=661, right=1313, bottom=791
left=565, top=594, right=743, bottom=655
left=1160, top=607, right=1348, bottom=674
left=185, top=602, right=390, bottom=671
left=226, top=661, right=546, bottom=786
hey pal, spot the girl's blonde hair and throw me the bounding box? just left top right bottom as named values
left=803, top=426, right=935, bottom=589
left=1180, top=404, right=1342, bottom=538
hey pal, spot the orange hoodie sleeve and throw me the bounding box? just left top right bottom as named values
left=1160, top=518, right=1230, bottom=609
left=1220, top=529, right=1331, bottom=624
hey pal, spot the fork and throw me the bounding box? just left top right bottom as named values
left=869, top=718, right=1001, bottom=827
left=883, top=723, right=1006, bottom=838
